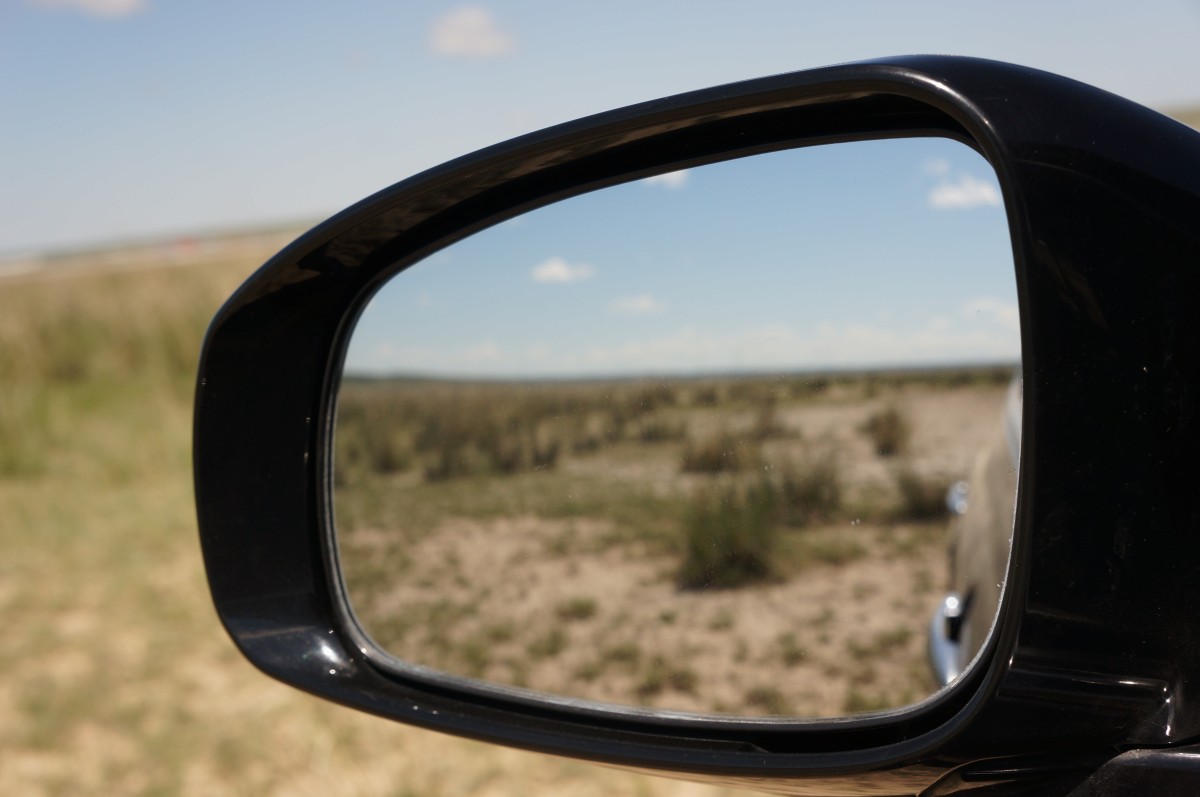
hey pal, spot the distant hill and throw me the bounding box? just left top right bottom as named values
left=0, top=222, right=311, bottom=281
left=1167, top=106, right=1200, bottom=130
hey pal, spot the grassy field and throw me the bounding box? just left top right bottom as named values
left=0, top=253, right=761, bottom=796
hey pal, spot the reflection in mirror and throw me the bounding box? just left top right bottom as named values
left=334, top=138, right=1019, bottom=719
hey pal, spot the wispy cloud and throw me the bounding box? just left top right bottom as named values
left=962, top=297, right=1020, bottom=332
left=609, top=294, right=667, bottom=314
left=928, top=173, right=1002, bottom=209
left=355, top=311, right=1022, bottom=377
left=642, top=170, right=689, bottom=189
left=531, top=256, right=593, bottom=283
left=462, top=341, right=503, bottom=363
left=430, top=6, right=516, bottom=58
left=922, top=158, right=951, bottom=177
left=29, top=0, right=145, bottom=16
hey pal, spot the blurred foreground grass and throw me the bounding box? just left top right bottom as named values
left=0, top=255, right=747, bottom=796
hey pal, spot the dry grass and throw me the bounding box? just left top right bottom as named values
left=0, top=251, right=750, bottom=796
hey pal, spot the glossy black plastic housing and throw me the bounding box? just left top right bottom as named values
left=195, top=57, right=1200, bottom=794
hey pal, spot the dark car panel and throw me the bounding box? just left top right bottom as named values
left=932, top=375, right=1020, bottom=686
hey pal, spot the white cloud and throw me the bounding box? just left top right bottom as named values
left=30, top=0, right=145, bottom=16
left=609, top=294, right=667, bottom=314
left=429, top=6, right=515, bottom=58
left=462, top=341, right=502, bottom=363
left=351, top=311, right=1022, bottom=377
left=567, top=316, right=1020, bottom=375
left=928, top=174, right=1002, bottom=209
left=962, top=297, right=1020, bottom=332
left=642, top=170, right=689, bottom=189
left=923, top=158, right=951, bottom=176
left=525, top=343, right=551, bottom=361
left=531, top=256, right=593, bottom=283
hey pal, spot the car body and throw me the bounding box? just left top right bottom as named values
left=931, top=373, right=1021, bottom=687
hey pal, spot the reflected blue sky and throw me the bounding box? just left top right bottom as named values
left=346, top=138, right=1017, bottom=377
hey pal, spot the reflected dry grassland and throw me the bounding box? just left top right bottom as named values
left=336, top=367, right=1012, bottom=717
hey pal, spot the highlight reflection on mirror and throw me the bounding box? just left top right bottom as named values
left=334, top=138, right=1019, bottom=719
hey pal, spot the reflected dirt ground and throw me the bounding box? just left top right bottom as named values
left=335, top=368, right=1012, bottom=717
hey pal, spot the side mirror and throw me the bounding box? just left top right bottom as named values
left=195, top=56, right=1200, bottom=795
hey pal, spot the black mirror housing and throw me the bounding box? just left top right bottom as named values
left=195, top=56, right=1200, bottom=795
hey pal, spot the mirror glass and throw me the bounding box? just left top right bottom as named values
left=334, top=138, right=1020, bottom=719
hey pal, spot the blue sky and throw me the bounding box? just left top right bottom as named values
left=347, top=138, right=1018, bottom=377
left=3, top=1, right=1200, bottom=256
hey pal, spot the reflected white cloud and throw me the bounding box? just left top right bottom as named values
left=461, top=341, right=503, bottom=363
left=962, top=297, right=1019, bottom=332
left=361, top=313, right=1020, bottom=377
left=643, top=170, right=689, bottom=189
left=531, top=257, right=594, bottom=283
left=923, top=158, right=952, bottom=176
left=609, top=294, right=667, bottom=314
left=929, top=174, right=1002, bottom=209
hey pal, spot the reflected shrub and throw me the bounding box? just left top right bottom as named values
left=335, top=402, right=413, bottom=481
left=635, top=657, right=699, bottom=700
left=749, top=398, right=789, bottom=441
left=681, top=432, right=760, bottom=473
left=690, top=385, right=721, bottom=407
left=779, top=455, right=842, bottom=527
left=678, top=479, right=780, bottom=590
left=637, top=416, right=687, bottom=443
left=892, top=467, right=950, bottom=521
left=861, top=405, right=911, bottom=457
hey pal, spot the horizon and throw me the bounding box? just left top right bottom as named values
left=340, top=360, right=1020, bottom=385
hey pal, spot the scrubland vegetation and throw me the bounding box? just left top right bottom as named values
left=335, top=365, right=1013, bottom=718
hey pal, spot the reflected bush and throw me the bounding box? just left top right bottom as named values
left=892, top=467, right=950, bottom=521
left=637, top=416, right=687, bottom=443
left=681, top=432, right=760, bottom=473
left=861, top=405, right=911, bottom=457
left=779, top=455, right=842, bottom=527
left=690, top=385, right=721, bottom=407
left=678, top=479, right=780, bottom=590
left=748, top=398, right=787, bottom=441
left=334, top=400, right=413, bottom=481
